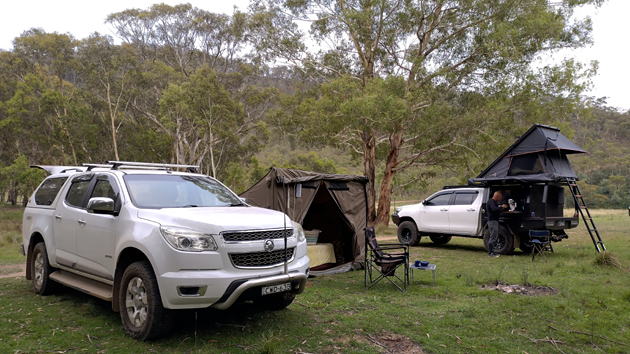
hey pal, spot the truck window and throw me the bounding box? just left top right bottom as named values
left=66, top=180, right=92, bottom=208
left=426, top=193, right=451, bottom=206
left=453, top=192, right=478, bottom=205
left=91, top=179, right=116, bottom=200
left=34, top=177, right=68, bottom=205
left=124, top=174, right=242, bottom=208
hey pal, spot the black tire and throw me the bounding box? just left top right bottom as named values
left=429, top=235, right=452, bottom=245
left=31, top=242, right=58, bottom=295
left=483, top=224, right=514, bottom=255
left=254, top=291, right=296, bottom=311
left=119, top=261, right=172, bottom=340
left=397, top=221, right=421, bottom=246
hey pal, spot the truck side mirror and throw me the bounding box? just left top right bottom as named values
left=87, top=197, right=116, bottom=215
left=421, top=200, right=427, bottom=205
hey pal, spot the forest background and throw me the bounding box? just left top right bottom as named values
left=1, top=0, right=628, bottom=225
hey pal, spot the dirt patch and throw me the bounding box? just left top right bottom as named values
left=481, top=282, right=556, bottom=295
left=354, top=331, right=425, bottom=353
left=0, top=263, right=26, bottom=279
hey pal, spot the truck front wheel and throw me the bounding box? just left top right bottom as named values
left=483, top=225, right=514, bottom=255
left=397, top=221, right=421, bottom=246
left=120, top=261, right=172, bottom=340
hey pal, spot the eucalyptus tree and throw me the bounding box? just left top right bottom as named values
left=4, top=29, right=85, bottom=166
left=159, top=65, right=244, bottom=176
left=77, top=33, right=139, bottom=161
left=250, top=0, right=604, bottom=224
left=106, top=3, right=250, bottom=76
left=105, top=4, right=276, bottom=175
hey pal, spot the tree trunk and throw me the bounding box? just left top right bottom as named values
left=22, top=193, right=29, bottom=207
left=9, top=182, right=17, bottom=206
left=110, top=111, right=119, bottom=161
left=363, top=129, right=377, bottom=225
left=375, top=130, right=404, bottom=226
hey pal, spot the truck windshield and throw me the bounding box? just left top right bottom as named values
left=124, top=174, right=243, bottom=208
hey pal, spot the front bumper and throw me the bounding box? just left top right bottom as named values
left=391, top=214, right=400, bottom=226
left=211, top=271, right=307, bottom=310
left=158, top=255, right=310, bottom=309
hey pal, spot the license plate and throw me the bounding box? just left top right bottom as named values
left=261, top=282, right=291, bottom=296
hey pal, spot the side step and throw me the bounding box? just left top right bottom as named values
left=50, top=270, right=113, bottom=302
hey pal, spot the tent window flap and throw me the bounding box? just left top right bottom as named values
left=327, top=182, right=349, bottom=190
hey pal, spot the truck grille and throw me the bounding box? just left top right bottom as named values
left=222, top=229, right=293, bottom=242
left=230, top=248, right=295, bottom=268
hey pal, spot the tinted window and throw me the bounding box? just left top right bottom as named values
left=124, top=174, right=242, bottom=208
left=66, top=180, right=92, bottom=207
left=453, top=192, right=478, bottom=205
left=426, top=193, right=451, bottom=206
left=91, top=179, right=116, bottom=200
left=34, top=177, right=68, bottom=205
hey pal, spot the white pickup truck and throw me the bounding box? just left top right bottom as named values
left=21, top=161, right=309, bottom=340
left=391, top=183, right=579, bottom=254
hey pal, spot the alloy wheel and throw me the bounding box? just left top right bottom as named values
left=125, top=277, right=149, bottom=328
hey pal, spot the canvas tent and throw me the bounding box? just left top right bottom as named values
left=469, top=124, right=587, bottom=185
left=239, top=167, right=369, bottom=268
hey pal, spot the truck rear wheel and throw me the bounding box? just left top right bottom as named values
left=31, top=242, right=58, bottom=295
left=429, top=235, right=452, bottom=245
left=397, top=221, right=420, bottom=246
left=483, top=225, right=514, bottom=255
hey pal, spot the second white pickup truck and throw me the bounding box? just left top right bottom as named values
left=392, top=183, right=579, bottom=254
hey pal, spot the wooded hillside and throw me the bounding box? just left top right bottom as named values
left=1, top=1, right=627, bottom=220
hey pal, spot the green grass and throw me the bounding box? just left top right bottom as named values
left=1, top=207, right=629, bottom=353
left=0, top=206, right=25, bottom=264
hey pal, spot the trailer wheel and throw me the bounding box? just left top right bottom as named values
left=483, top=225, right=514, bottom=255
left=397, top=221, right=420, bottom=246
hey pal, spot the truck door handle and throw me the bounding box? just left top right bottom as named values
left=54, top=215, right=62, bottom=220
left=440, top=208, right=448, bottom=212
left=467, top=209, right=476, bottom=212
left=78, top=219, right=86, bottom=226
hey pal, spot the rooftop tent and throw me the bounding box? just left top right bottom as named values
left=239, top=167, right=369, bottom=270
left=469, top=124, right=587, bottom=185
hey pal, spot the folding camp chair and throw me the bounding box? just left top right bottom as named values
left=364, top=226, right=410, bottom=292
left=530, top=230, right=554, bottom=261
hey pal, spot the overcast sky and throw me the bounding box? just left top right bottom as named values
left=0, top=0, right=627, bottom=110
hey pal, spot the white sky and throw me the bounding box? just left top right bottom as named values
left=0, top=0, right=627, bottom=111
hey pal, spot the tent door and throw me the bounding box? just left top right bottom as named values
left=302, top=183, right=356, bottom=265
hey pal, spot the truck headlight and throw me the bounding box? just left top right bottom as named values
left=293, top=222, right=306, bottom=242
left=395, top=207, right=402, bottom=214
left=160, top=226, right=218, bottom=252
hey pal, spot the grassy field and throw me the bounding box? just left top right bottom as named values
left=1, top=206, right=629, bottom=353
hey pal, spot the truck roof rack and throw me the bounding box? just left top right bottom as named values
left=442, top=185, right=474, bottom=190
left=82, top=161, right=200, bottom=173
